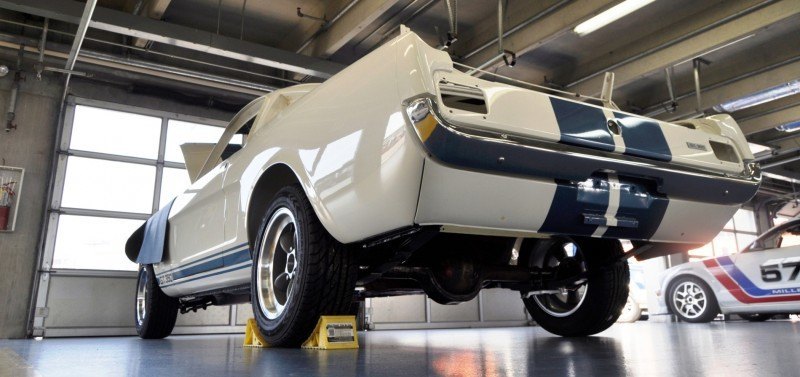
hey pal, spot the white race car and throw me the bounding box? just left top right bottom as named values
left=656, top=218, right=800, bottom=322
left=125, top=28, right=760, bottom=345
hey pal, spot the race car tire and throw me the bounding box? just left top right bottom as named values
left=739, top=313, right=772, bottom=322
left=251, top=185, right=358, bottom=347
left=617, top=295, right=642, bottom=323
left=667, top=275, right=719, bottom=323
left=135, top=264, right=180, bottom=339
left=522, top=237, right=630, bottom=337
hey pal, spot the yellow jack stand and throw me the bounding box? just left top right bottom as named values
left=243, top=318, right=270, bottom=348
left=301, top=315, right=359, bottom=350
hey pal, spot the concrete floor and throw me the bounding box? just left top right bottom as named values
left=1, top=321, right=799, bottom=376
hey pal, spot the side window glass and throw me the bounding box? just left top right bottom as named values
left=779, top=227, right=800, bottom=249
left=220, top=117, right=252, bottom=160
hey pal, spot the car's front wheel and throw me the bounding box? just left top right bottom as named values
left=135, top=264, right=180, bottom=339
left=251, top=185, right=358, bottom=347
left=668, top=276, right=719, bottom=323
left=522, top=237, right=630, bottom=337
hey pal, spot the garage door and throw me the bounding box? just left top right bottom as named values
left=31, top=97, right=244, bottom=337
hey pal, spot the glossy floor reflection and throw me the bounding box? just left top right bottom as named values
left=2, top=320, right=800, bottom=376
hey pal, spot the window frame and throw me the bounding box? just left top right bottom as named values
left=687, top=208, right=760, bottom=260
left=42, top=96, right=228, bottom=275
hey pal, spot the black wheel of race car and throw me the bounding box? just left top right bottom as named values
left=667, top=275, right=719, bottom=323
left=251, top=185, right=358, bottom=347
left=522, top=237, right=630, bottom=337
left=135, top=264, right=180, bottom=339
left=739, top=313, right=773, bottom=322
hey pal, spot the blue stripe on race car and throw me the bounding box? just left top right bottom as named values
left=160, top=247, right=250, bottom=282
left=612, top=112, right=672, bottom=162
left=549, top=97, right=615, bottom=152
left=717, top=256, right=800, bottom=297
left=538, top=176, right=609, bottom=236
left=602, top=184, right=669, bottom=240
left=160, top=261, right=252, bottom=288
left=538, top=175, right=669, bottom=240
left=156, top=242, right=249, bottom=277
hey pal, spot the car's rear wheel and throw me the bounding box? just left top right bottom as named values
left=739, top=313, right=772, bottom=322
left=522, top=237, right=630, bottom=337
left=668, top=276, right=719, bottom=323
left=251, top=185, right=358, bottom=347
left=135, top=264, right=179, bottom=339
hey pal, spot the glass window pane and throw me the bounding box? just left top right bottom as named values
left=736, top=233, right=757, bottom=252
left=165, top=120, right=241, bottom=163
left=712, top=231, right=738, bottom=256
left=61, top=157, right=155, bottom=213
left=733, top=209, right=757, bottom=233
left=52, top=215, right=143, bottom=271
left=723, top=217, right=735, bottom=231
left=780, top=232, right=800, bottom=249
left=159, top=167, right=191, bottom=208
left=70, top=105, right=161, bottom=158
left=688, top=243, right=714, bottom=260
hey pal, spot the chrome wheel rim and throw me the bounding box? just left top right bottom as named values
left=256, top=208, right=298, bottom=320
left=136, top=267, right=148, bottom=326
left=673, top=281, right=707, bottom=319
left=532, top=242, right=589, bottom=318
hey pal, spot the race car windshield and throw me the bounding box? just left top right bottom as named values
left=744, top=219, right=800, bottom=252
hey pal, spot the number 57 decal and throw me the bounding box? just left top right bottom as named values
left=761, top=257, right=800, bottom=282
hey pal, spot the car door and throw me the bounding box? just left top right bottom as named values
left=727, top=225, right=800, bottom=311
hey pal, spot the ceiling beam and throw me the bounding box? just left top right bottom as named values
left=297, top=0, right=403, bottom=58
left=460, top=0, right=622, bottom=73
left=732, top=93, right=800, bottom=121
left=567, top=0, right=800, bottom=97
left=456, top=0, right=567, bottom=61
left=740, top=104, right=800, bottom=135
left=653, top=59, right=800, bottom=122
left=131, top=0, right=174, bottom=48
left=0, top=0, right=345, bottom=78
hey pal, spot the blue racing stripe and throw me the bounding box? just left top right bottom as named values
left=613, top=112, right=672, bottom=162
left=602, top=184, right=668, bottom=240
left=160, top=262, right=252, bottom=288
left=156, top=242, right=249, bottom=277
left=538, top=176, right=609, bottom=236
left=164, top=248, right=251, bottom=281
left=550, top=97, right=614, bottom=152
left=717, top=256, right=800, bottom=297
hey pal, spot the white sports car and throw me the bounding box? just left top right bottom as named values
left=656, top=218, right=800, bottom=322
left=125, top=28, right=760, bottom=345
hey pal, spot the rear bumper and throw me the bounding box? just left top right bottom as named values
left=405, top=96, right=760, bottom=243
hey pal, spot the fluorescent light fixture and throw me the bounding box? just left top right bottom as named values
left=715, top=80, right=800, bottom=113
left=573, top=0, right=656, bottom=36
left=776, top=120, right=800, bottom=133
left=748, top=142, right=771, bottom=155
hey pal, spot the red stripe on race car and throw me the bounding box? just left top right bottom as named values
left=703, top=258, right=800, bottom=304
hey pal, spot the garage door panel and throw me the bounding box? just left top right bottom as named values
left=175, top=306, right=230, bottom=326
left=430, top=297, right=480, bottom=323
left=46, top=276, right=135, bottom=328
left=370, top=295, right=427, bottom=323
left=480, top=289, right=528, bottom=321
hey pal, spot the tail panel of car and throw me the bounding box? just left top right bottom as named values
left=396, top=31, right=754, bottom=178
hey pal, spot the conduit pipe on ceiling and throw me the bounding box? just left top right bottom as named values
left=0, top=39, right=272, bottom=96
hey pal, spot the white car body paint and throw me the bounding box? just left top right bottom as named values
left=136, top=29, right=760, bottom=298
left=655, top=220, right=800, bottom=316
